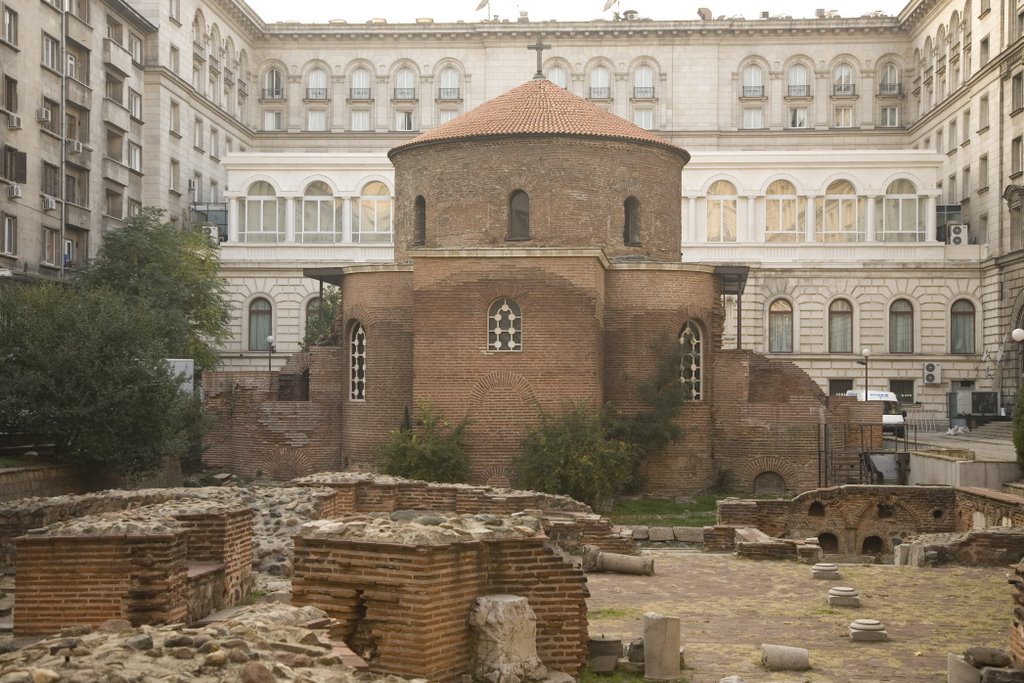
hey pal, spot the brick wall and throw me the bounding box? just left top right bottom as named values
left=391, top=136, right=684, bottom=263
left=1011, top=562, right=1024, bottom=666
left=291, top=532, right=588, bottom=681
left=174, top=507, right=253, bottom=605
left=954, top=487, right=1024, bottom=530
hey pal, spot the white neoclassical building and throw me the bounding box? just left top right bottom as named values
left=2, top=0, right=1023, bottom=420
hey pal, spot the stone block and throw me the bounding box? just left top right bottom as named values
left=948, top=654, right=982, bottom=683
left=966, top=648, right=1013, bottom=669
left=617, top=657, right=644, bottom=674
left=643, top=612, right=681, bottom=682
left=633, top=527, right=650, bottom=540
left=468, top=594, right=547, bottom=682
left=648, top=527, right=675, bottom=542
left=673, top=527, right=704, bottom=543
left=849, top=629, right=889, bottom=642
left=760, top=643, right=809, bottom=671
left=828, top=595, right=861, bottom=607
left=981, top=668, right=1024, bottom=683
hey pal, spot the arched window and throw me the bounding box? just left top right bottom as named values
left=439, top=67, right=460, bottom=99
left=828, top=299, right=853, bottom=353
left=753, top=471, right=785, bottom=495
left=880, top=63, right=901, bottom=95
left=350, top=322, right=366, bottom=400
left=248, top=297, right=272, bottom=351
left=769, top=299, right=794, bottom=353
left=818, top=532, right=838, bottom=551
left=879, top=179, right=924, bottom=242
left=299, top=181, right=336, bottom=243
left=242, top=181, right=285, bottom=243
left=508, top=190, right=530, bottom=240
left=633, top=65, right=654, bottom=98
left=352, top=181, right=393, bottom=244
left=706, top=180, right=737, bottom=242
left=350, top=67, right=371, bottom=99
left=546, top=65, right=567, bottom=88
left=488, top=299, right=522, bottom=352
left=951, top=299, right=975, bottom=354
left=889, top=299, right=914, bottom=353
left=815, top=179, right=864, bottom=243
left=263, top=68, right=283, bottom=99
left=623, top=197, right=640, bottom=245
left=306, top=67, right=328, bottom=100
left=833, top=64, right=855, bottom=96
left=589, top=66, right=610, bottom=99
left=765, top=179, right=803, bottom=242
left=413, top=195, right=426, bottom=245
left=861, top=536, right=885, bottom=554
left=787, top=64, right=809, bottom=97
left=394, top=67, right=416, bottom=99
left=679, top=321, right=702, bottom=401
left=742, top=64, right=764, bottom=97
left=808, top=501, right=825, bottom=517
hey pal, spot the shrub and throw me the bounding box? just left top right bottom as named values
left=378, top=403, right=471, bottom=483
left=1014, top=384, right=1024, bottom=470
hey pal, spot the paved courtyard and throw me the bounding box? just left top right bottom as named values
left=586, top=550, right=1010, bottom=682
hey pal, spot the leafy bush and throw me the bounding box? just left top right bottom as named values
left=513, top=403, right=640, bottom=509
left=1014, top=384, right=1024, bottom=470
left=302, top=285, right=340, bottom=350
left=378, top=403, right=471, bottom=483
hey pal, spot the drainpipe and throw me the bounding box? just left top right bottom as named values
left=58, top=1, right=67, bottom=280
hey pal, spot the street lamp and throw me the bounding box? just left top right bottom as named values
left=856, top=347, right=871, bottom=398
left=266, top=334, right=276, bottom=372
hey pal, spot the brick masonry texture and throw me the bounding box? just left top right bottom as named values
left=291, top=531, right=588, bottom=681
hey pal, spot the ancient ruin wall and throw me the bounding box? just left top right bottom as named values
left=174, top=506, right=253, bottom=605
left=291, top=514, right=588, bottom=682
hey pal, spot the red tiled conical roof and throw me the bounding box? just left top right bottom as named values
left=389, top=78, right=688, bottom=160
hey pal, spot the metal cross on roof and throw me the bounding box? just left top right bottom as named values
left=527, top=36, right=551, bottom=79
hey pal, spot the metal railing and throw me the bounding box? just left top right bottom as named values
left=393, top=88, right=416, bottom=100
left=305, top=88, right=328, bottom=100
left=633, top=86, right=655, bottom=98
left=262, top=88, right=283, bottom=100
left=438, top=87, right=460, bottom=100
left=742, top=85, right=765, bottom=97
left=787, top=85, right=809, bottom=96
left=878, top=83, right=902, bottom=96
left=832, top=83, right=856, bottom=96
left=349, top=88, right=371, bottom=100
left=589, top=86, right=610, bottom=99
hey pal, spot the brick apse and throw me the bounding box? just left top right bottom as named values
left=204, top=78, right=877, bottom=496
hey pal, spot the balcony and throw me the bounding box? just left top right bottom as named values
left=832, top=83, right=856, bottom=97
left=437, top=87, right=460, bottom=100
left=65, top=203, right=91, bottom=229
left=238, top=80, right=248, bottom=96
left=102, top=157, right=130, bottom=186
left=305, top=88, right=328, bottom=100
left=878, top=83, right=903, bottom=97
left=224, top=69, right=234, bottom=85
left=589, top=87, right=611, bottom=99
left=66, top=78, right=92, bottom=109
left=741, top=86, right=765, bottom=98
left=393, top=88, right=416, bottom=100
left=102, top=99, right=131, bottom=131
left=209, top=54, right=220, bottom=73
left=192, top=39, right=205, bottom=59
left=262, top=88, right=284, bottom=100
left=787, top=85, right=810, bottom=97
left=349, top=88, right=372, bottom=100
left=633, top=86, right=655, bottom=99
left=65, top=14, right=91, bottom=49
left=102, top=38, right=133, bottom=76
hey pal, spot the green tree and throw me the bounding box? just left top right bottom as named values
left=378, top=403, right=471, bottom=483
left=1014, top=384, right=1024, bottom=469
left=78, top=207, right=230, bottom=372
left=0, top=284, right=194, bottom=476
left=302, top=285, right=340, bottom=350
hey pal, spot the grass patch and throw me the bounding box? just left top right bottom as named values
left=609, top=495, right=721, bottom=527
left=581, top=665, right=689, bottom=682
left=243, top=589, right=268, bottom=605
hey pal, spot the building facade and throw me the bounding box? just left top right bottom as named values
left=2, top=0, right=1023, bottom=420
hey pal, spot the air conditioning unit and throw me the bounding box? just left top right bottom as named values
left=948, top=223, right=969, bottom=246
left=6, top=113, right=22, bottom=129
left=7, top=185, right=22, bottom=199
left=67, top=140, right=83, bottom=154
left=42, top=195, right=57, bottom=211
left=923, top=362, right=942, bottom=384
left=199, top=224, right=220, bottom=242
left=36, top=108, right=51, bottom=123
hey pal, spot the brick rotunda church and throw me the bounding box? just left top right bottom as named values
left=203, top=77, right=872, bottom=496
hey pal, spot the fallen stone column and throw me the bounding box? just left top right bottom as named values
left=582, top=545, right=654, bottom=575
left=760, top=643, right=810, bottom=671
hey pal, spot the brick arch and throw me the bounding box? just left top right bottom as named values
left=343, top=304, right=387, bottom=330
left=259, top=447, right=317, bottom=480
left=480, top=465, right=513, bottom=488
left=735, top=456, right=800, bottom=494
left=467, top=371, right=539, bottom=407
left=465, top=372, right=539, bottom=485
left=473, top=283, right=539, bottom=312
left=848, top=494, right=925, bottom=529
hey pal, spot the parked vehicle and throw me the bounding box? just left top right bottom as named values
left=846, top=390, right=907, bottom=438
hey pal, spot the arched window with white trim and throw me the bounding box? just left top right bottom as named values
left=350, top=322, right=366, bottom=400
left=878, top=179, right=924, bottom=243
left=880, top=63, right=901, bottom=96
left=765, top=179, right=803, bottom=242
left=394, top=67, right=416, bottom=99
left=828, top=299, right=853, bottom=353
left=951, top=299, right=976, bottom=354
left=679, top=321, right=702, bottom=400
left=769, top=299, right=794, bottom=353
left=742, top=64, right=764, bottom=97
left=589, top=66, right=610, bottom=99
left=707, top=180, right=737, bottom=242
left=242, top=181, right=285, bottom=243
left=350, top=67, right=371, bottom=99
left=633, top=65, right=654, bottom=98
left=889, top=299, right=914, bottom=353
left=306, top=67, right=328, bottom=100
left=547, top=65, right=567, bottom=88
left=439, top=67, right=460, bottom=100
left=815, top=179, right=864, bottom=243
left=299, top=181, right=337, bottom=243
left=248, top=297, right=272, bottom=350
left=488, top=299, right=522, bottom=352
left=787, top=64, right=809, bottom=97
left=263, top=68, right=283, bottom=99
left=352, top=181, right=393, bottom=244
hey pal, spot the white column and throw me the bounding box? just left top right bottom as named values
left=865, top=195, right=877, bottom=242
left=926, top=194, right=938, bottom=242
left=805, top=194, right=816, bottom=242
left=687, top=195, right=699, bottom=243
left=342, top=196, right=353, bottom=242
left=744, top=194, right=757, bottom=242
left=284, top=197, right=296, bottom=242
left=228, top=196, right=240, bottom=242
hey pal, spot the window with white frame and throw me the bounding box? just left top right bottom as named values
left=789, top=107, right=807, bottom=128
left=815, top=179, right=864, bottom=242
left=633, top=65, right=654, bottom=98
left=169, top=159, right=179, bottom=192
left=742, top=108, right=764, bottom=129
left=298, top=181, right=337, bottom=243
left=263, top=68, right=283, bottom=99
left=350, top=67, right=371, bottom=99
left=242, top=181, right=285, bottom=243
left=438, top=67, right=460, bottom=100
left=706, top=180, right=737, bottom=242
left=128, top=89, right=142, bottom=119
left=263, top=110, right=282, bottom=131
left=210, top=128, right=219, bottom=157
left=951, top=299, right=975, bottom=354
left=352, top=181, right=393, bottom=244
left=546, top=65, right=567, bottom=88
left=394, top=67, right=415, bottom=99
left=742, top=64, right=764, bottom=97
left=889, top=299, right=913, bottom=353
left=881, top=106, right=899, bottom=127
left=248, top=298, right=272, bottom=351
left=979, top=154, right=989, bottom=190
left=828, top=299, right=853, bottom=353
left=128, top=33, right=142, bottom=63
left=633, top=108, right=653, bottom=129
left=833, top=64, right=855, bottom=96
left=979, top=94, right=989, bottom=129
left=787, top=64, right=809, bottom=96
left=878, top=179, right=924, bottom=242
left=834, top=106, right=853, bottom=127
left=679, top=321, right=702, bottom=400
left=42, top=33, right=60, bottom=71
left=307, top=110, right=327, bottom=131
left=589, top=66, right=610, bottom=99
left=350, top=322, right=366, bottom=400
left=948, top=121, right=957, bottom=152
left=193, top=117, right=203, bottom=150
left=879, top=63, right=900, bottom=95
left=169, top=0, right=179, bottom=21
left=169, top=100, right=180, bottom=133
left=439, top=109, right=458, bottom=123
left=3, top=6, right=16, bottom=46
left=128, top=141, right=141, bottom=171
left=765, top=179, right=803, bottom=242
left=395, top=110, right=413, bottom=131
left=351, top=109, right=370, bottom=131
left=768, top=299, right=794, bottom=353
left=306, top=67, right=327, bottom=100
left=1, top=214, right=15, bottom=255
left=43, top=228, right=58, bottom=265
left=488, top=299, right=522, bottom=352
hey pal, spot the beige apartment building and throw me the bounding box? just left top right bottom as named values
left=2, top=0, right=1023, bottom=420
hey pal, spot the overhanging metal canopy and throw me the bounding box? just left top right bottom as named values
left=714, top=265, right=749, bottom=296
